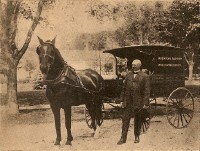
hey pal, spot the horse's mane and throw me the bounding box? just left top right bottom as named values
left=54, top=47, right=65, bottom=63
left=46, top=41, right=76, bottom=71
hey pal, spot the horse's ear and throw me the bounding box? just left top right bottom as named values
left=51, top=36, right=56, bottom=45
left=37, top=36, right=44, bottom=45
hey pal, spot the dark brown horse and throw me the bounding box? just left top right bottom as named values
left=36, top=37, right=104, bottom=145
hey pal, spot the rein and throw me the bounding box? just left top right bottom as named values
left=62, top=81, right=101, bottom=95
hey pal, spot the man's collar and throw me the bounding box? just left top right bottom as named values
left=133, top=70, right=140, bottom=74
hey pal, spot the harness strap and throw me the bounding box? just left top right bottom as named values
left=45, top=62, right=102, bottom=94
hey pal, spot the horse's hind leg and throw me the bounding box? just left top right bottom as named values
left=95, top=102, right=102, bottom=126
left=64, top=106, right=73, bottom=145
left=52, top=106, right=61, bottom=145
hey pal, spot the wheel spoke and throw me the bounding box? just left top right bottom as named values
left=177, top=113, right=180, bottom=128
left=142, top=123, right=145, bottom=132
left=167, top=108, right=178, bottom=118
left=184, top=92, right=191, bottom=100
left=179, top=113, right=184, bottom=127
left=184, top=112, right=192, bottom=118
left=181, top=112, right=189, bottom=124
left=145, top=121, right=149, bottom=129
left=173, top=113, right=178, bottom=124
left=182, top=103, right=193, bottom=108
left=141, top=118, right=150, bottom=133
left=167, top=114, right=175, bottom=122
left=87, top=118, right=91, bottom=123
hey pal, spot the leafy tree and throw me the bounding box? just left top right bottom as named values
left=0, top=0, right=55, bottom=114
left=73, top=31, right=114, bottom=51
left=156, top=0, right=199, bottom=81
left=88, top=1, right=164, bottom=46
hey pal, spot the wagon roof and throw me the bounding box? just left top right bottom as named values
left=103, top=45, right=185, bottom=58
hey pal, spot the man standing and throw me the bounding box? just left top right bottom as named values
left=117, top=59, right=150, bottom=144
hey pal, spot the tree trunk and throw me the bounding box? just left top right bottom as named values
left=188, top=62, right=194, bottom=81
left=7, top=61, right=19, bottom=114
left=0, top=2, right=19, bottom=115
left=139, top=30, right=143, bottom=45
left=0, top=0, right=44, bottom=116
left=184, top=53, right=194, bottom=82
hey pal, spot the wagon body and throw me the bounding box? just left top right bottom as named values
left=100, top=45, right=194, bottom=129
left=103, top=45, right=185, bottom=98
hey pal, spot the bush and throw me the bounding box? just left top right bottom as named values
left=17, top=90, right=48, bottom=106
left=186, top=85, right=200, bottom=97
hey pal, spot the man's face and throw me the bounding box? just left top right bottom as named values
left=132, top=60, right=141, bottom=71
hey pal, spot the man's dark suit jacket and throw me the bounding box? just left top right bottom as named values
left=121, top=70, right=150, bottom=109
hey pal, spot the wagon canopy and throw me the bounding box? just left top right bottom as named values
left=103, top=45, right=185, bottom=59
left=103, top=45, right=185, bottom=74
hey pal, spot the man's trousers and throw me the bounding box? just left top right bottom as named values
left=120, top=105, right=142, bottom=140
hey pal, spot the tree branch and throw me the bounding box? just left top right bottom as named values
left=184, top=53, right=189, bottom=65
left=10, top=1, right=22, bottom=54
left=18, top=0, right=44, bottom=60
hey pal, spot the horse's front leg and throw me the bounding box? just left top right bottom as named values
left=64, top=106, right=73, bottom=145
left=52, top=106, right=61, bottom=145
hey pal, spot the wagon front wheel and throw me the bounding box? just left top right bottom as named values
left=84, top=103, right=105, bottom=129
left=166, top=87, right=194, bottom=129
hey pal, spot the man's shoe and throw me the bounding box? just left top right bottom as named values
left=134, top=136, right=140, bottom=143
left=117, top=138, right=126, bottom=145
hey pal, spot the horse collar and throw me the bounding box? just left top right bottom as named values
left=45, top=64, right=68, bottom=85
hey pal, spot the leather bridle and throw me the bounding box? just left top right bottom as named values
left=38, top=42, right=56, bottom=73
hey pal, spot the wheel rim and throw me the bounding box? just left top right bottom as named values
left=166, top=87, right=194, bottom=129
left=85, top=108, right=93, bottom=129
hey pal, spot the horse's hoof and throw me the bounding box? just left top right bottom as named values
left=54, top=140, right=60, bottom=145
left=65, top=140, right=72, bottom=145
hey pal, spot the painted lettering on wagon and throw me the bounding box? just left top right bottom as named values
left=158, top=57, right=182, bottom=60
left=158, top=64, right=182, bottom=67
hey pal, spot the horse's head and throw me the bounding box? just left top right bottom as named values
left=36, top=36, right=56, bottom=76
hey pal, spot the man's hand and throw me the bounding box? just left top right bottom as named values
left=120, top=102, right=126, bottom=108
left=115, top=98, right=122, bottom=104
left=143, top=105, right=149, bottom=109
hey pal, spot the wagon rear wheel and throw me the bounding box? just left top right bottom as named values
left=85, top=103, right=105, bottom=129
left=140, top=108, right=151, bottom=133
left=149, top=98, right=157, bottom=118
left=166, top=87, right=194, bottom=129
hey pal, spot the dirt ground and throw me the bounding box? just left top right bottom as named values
left=0, top=100, right=200, bottom=151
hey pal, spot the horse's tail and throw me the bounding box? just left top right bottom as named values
left=97, top=75, right=105, bottom=102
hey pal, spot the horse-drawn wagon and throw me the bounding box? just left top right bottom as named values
left=36, top=38, right=194, bottom=145
left=85, top=45, right=194, bottom=130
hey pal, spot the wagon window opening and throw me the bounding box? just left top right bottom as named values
left=101, top=54, right=117, bottom=80
left=116, top=57, right=128, bottom=78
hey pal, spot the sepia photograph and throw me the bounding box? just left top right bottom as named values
left=0, top=0, right=200, bottom=150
